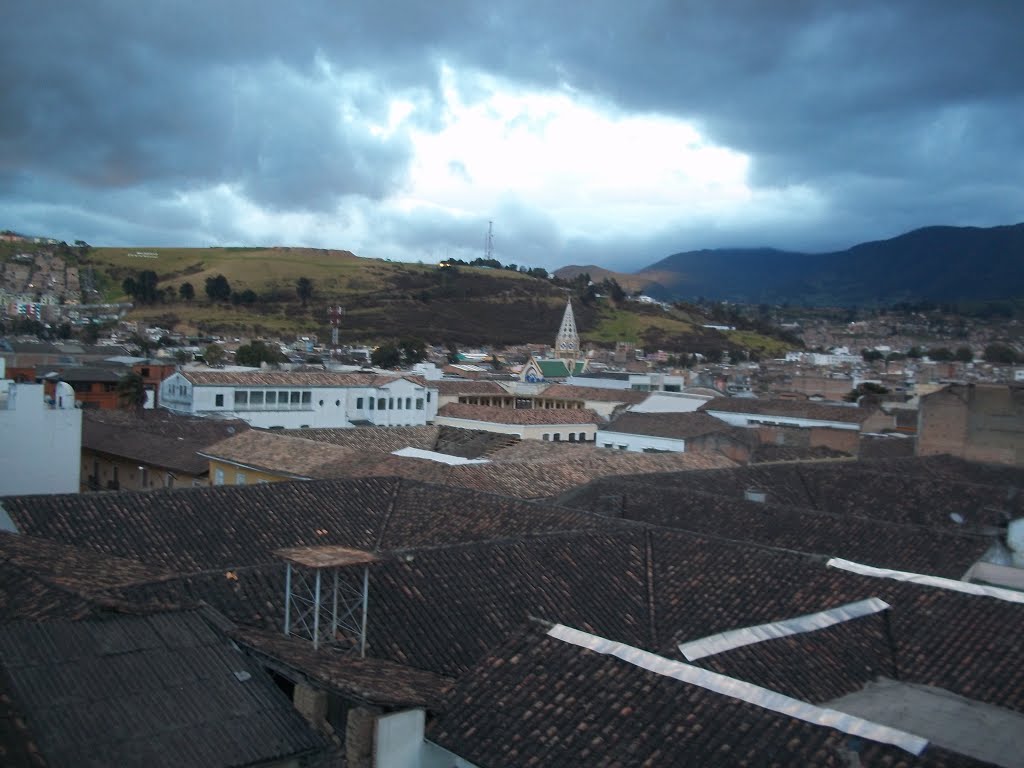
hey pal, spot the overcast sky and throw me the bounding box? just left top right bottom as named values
left=2, top=2, right=1022, bottom=272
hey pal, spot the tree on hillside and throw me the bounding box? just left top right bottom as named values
left=371, top=343, right=402, bottom=369
left=954, top=345, right=974, bottom=363
left=235, top=340, right=284, bottom=368
left=844, top=381, right=890, bottom=403
left=116, top=372, right=148, bottom=411
left=296, top=276, right=314, bottom=307
left=205, top=274, right=232, bottom=302
left=983, top=343, right=1018, bottom=364
left=203, top=343, right=226, bottom=367
left=399, top=337, right=427, bottom=365
left=123, top=270, right=160, bottom=304
left=178, top=282, right=195, bottom=302
left=928, top=346, right=953, bottom=361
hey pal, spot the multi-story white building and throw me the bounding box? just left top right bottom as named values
left=159, top=369, right=439, bottom=429
left=0, top=359, right=82, bottom=496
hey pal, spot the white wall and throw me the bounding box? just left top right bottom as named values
left=597, top=430, right=686, bottom=453
left=160, top=374, right=438, bottom=429
left=0, top=381, right=82, bottom=496
left=631, top=392, right=712, bottom=413
left=704, top=409, right=860, bottom=431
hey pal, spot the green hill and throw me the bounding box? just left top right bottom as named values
left=76, top=246, right=786, bottom=355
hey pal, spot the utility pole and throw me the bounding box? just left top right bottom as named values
left=484, top=220, right=495, bottom=261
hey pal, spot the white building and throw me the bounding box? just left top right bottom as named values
left=0, top=359, right=82, bottom=496
left=159, top=370, right=438, bottom=429
left=566, top=371, right=685, bottom=392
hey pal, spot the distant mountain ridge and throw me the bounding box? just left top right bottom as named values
left=557, top=223, right=1024, bottom=305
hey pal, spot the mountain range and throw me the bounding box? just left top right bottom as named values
left=558, top=223, right=1024, bottom=305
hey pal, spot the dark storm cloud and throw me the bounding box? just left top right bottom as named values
left=1, top=1, right=1021, bottom=265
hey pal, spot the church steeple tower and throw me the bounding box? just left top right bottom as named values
left=555, top=299, right=579, bottom=359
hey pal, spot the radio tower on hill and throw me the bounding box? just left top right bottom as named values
left=484, top=220, right=495, bottom=261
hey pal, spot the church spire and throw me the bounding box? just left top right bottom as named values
left=555, top=299, right=579, bottom=358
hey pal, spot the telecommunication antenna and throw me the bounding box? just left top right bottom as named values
left=328, top=305, right=344, bottom=348
left=484, top=220, right=495, bottom=261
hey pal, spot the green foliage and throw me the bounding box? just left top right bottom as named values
left=205, top=274, right=232, bottom=302
left=398, top=337, right=427, bottom=364
left=371, top=343, right=402, bottom=368
left=844, top=381, right=890, bottom=403
left=928, top=346, right=953, bottom=361
left=235, top=340, right=284, bottom=367
left=123, top=270, right=160, bottom=304
left=954, top=345, right=974, bottom=362
left=203, top=343, right=226, bottom=367
left=861, top=348, right=885, bottom=362
left=231, top=289, right=258, bottom=305
left=983, top=343, right=1018, bottom=364
left=116, top=372, right=148, bottom=409
left=296, top=276, right=314, bottom=307
left=178, top=281, right=195, bottom=302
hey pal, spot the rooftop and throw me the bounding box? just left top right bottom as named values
left=437, top=402, right=601, bottom=425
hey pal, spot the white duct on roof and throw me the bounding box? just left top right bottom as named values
left=546, top=623, right=928, bottom=756
left=826, top=558, right=1024, bottom=604
left=678, top=597, right=890, bottom=661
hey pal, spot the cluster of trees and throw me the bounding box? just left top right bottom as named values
left=441, top=257, right=548, bottom=280
left=370, top=338, right=427, bottom=368
left=861, top=343, right=1019, bottom=364
left=235, top=340, right=285, bottom=367
left=119, top=272, right=314, bottom=309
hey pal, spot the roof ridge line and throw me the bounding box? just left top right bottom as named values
left=373, top=478, right=403, bottom=550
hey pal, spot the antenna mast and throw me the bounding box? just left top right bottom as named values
left=484, top=220, right=495, bottom=261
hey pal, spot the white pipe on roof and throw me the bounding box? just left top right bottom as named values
left=826, top=558, right=1024, bottom=604
left=678, top=597, right=891, bottom=661
left=546, top=623, right=928, bottom=756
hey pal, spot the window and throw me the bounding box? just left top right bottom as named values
left=405, top=397, right=411, bottom=409
left=568, top=433, right=576, bottom=442
left=369, top=398, right=375, bottom=410
left=266, top=391, right=277, bottom=406
left=236, top=391, right=249, bottom=406
left=214, top=468, right=225, bottom=485
left=427, top=391, right=432, bottom=402
left=301, top=391, right=311, bottom=405
left=416, top=398, right=424, bottom=410
left=579, top=432, right=586, bottom=442
left=279, top=391, right=289, bottom=406
left=357, top=397, right=364, bottom=409
left=141, top=367, right=150, bottom=377
left=251, top=391, right=264, bottom=406
left=388, top=398, right=394, bottom=409
left=378, top=398, right=386, bottom=410
left=236, top=472, right=247, bottom=485
left=603, top=443, right=613, bottom=449
left=215, top=393, right=224, bottom=407
left=397, top=398, right=403, bottom=410
left=553, top=434, right=561, bottom=441
left=542, top=434, right=549, bottom=441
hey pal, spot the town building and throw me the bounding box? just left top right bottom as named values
left=159, top=369, right=439, bottom=429
left=519, top=299, right=589, bottom=382
left=918, top=383, right=1024, bottom=465
left=0, top=359, right=81, bottom=496
left=598, top=410, right=753, bottom=460
left=434, top=402, right=600, bottom=442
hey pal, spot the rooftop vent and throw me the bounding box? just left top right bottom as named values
left=744, top=487, right=767, bottom=504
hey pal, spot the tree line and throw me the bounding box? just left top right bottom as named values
left=121, top=271, right=314, bottom=307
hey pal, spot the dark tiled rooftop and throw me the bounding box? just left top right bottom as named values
left=83, top=409, right=250, bottom=475
left=702, top=396, right=876, bottom=424
left=427, top=622, right=985, bottom=768
left=539, top=383, right=649, bottom=404
left=438, top=403, right=601, bottom=425
left=2, top=477, right=610, bottom=573
left=0, top=610, right=325, bottom=768
left=601, top=410, right=739, bottom=439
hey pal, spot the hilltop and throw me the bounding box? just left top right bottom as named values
left=0, top=240, right=790, bottom=356
left=556, top=223, right=1024, bottom=306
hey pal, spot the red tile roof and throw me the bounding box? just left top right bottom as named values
left=437, top=403, right=600, bottom=425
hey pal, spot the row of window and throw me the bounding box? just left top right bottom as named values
left=355, top=396, right=425, bottom=411
left=233, top=389, right=313, bottom=409
left=541, top=432, right=589, bottom=442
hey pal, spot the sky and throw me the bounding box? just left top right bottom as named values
left=2, top=1, right=1022, bottom=273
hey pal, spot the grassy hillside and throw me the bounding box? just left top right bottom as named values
left=77, top=246, right=789, bottom=353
